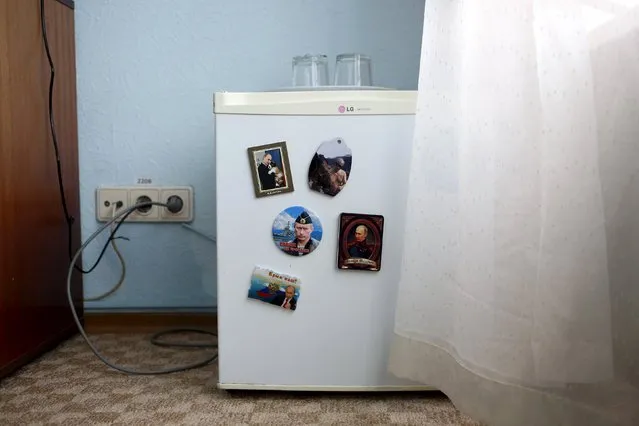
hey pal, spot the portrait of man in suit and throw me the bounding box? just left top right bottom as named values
left=269, top=285, right=297, bottom=311
left=257, top=152, right=277, bottom=190
left=247, top=141, right=294, bottom=198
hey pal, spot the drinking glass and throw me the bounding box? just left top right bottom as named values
left=292, top=54, right=329, bottom=87
left=333, top=53, right=372, bottom=86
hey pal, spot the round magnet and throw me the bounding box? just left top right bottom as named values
left=272, top=206, right=323, bottom=257
left=308, top=137, right=352, bottom=197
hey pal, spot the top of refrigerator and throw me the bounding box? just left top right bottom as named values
left=214, top=89, right=417, bottom=116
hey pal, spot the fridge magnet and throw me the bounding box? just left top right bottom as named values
left=247, top=141, right=294, bottom=198
left=308, top=137, right=352, bottom=197
left=272, top=206, right=323, bottom=257
left=248, top=266, right=300, bottom=311
left=337, top=213, right=384, bottom=271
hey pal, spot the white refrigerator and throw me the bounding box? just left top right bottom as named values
left=214, top=90, right=428, bottom=391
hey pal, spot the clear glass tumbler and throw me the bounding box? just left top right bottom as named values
left=333, top=53, right=372, bottom=86
left=292, top=54, right=329, bottom=87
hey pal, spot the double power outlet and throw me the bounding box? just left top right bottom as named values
left=96, top=186, right=194, bottom=223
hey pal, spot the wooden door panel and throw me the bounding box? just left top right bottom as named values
left=0, top=0, right=82, bottom=378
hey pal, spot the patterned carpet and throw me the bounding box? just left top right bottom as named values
left=0, top=333, right=479, bottom=425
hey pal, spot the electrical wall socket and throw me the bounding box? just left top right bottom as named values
left=129, top=188, right=160, bottom=221
left=95, top=186, right=194, bottom=223
left=160, top=187, right=194, bottom=222
left=96, top=188, right=129, bottom=222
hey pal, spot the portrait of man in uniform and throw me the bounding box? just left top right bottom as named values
left=282, top=211, right=320, bottom=256
left=348, top=225, right=374, bottom=259
left=338, top=213, right=384, bottom=271
left=272, top=206, right=323, bottom=257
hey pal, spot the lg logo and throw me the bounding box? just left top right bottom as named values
left=338, top=105, right=355, bottom=113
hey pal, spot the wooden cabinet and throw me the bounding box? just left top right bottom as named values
left=0, top=0, right=83, bottom=378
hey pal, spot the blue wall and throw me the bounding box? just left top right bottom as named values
left=75, top=0, right=425, bottom=311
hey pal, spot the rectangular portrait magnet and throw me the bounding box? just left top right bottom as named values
left=337, top=213, right=384, bottom=272
left=247, top=141, right=294, bottom=198
left=248, top=266, right=301, bottom=311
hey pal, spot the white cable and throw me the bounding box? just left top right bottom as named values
left=67, top=201, right=218, bottom=375
left=181, top=223, right=217, bottom=244
left=83, top=204, right=127, bottom=302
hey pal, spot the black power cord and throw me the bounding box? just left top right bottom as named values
left=40, top=0, right=116, bottom=274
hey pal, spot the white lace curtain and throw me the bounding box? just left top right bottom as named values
left=389, top=1, right=639, bottom=424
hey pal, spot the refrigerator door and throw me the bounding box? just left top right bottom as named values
left=215, top=91, right=427, bottom=390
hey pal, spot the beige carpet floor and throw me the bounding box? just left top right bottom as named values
left=0, top=333, right=480, bottom=425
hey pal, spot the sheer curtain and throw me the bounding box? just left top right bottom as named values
left=389, top=1, right=639, bottom=425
